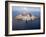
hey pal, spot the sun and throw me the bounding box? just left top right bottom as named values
left=24, top=8, right=28, bottom=11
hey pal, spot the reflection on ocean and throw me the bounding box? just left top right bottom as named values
left=12, top=16, right=40, bottom=30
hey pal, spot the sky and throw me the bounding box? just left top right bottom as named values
left=12, top=6, right=40, bottom=17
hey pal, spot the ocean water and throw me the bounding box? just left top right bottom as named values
left=12, top=17, right=40, bottom=30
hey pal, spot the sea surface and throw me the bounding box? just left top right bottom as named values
left=12, top=17, right=40, bottom=30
